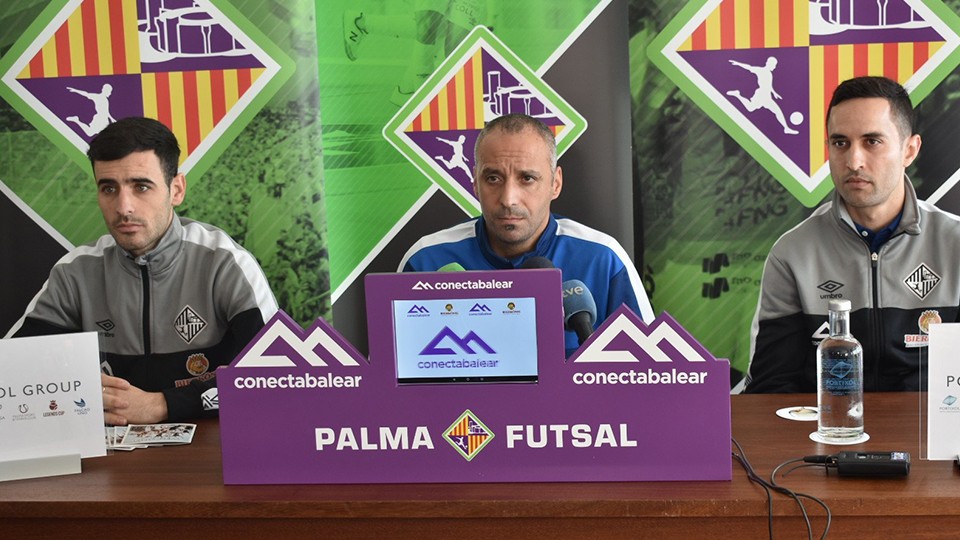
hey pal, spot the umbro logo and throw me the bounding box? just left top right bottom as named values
left=96, top=319, right=115, bottom=332
left=817, top=280, right=843, bottom=293
left=817, top=280, right=844, bottom=299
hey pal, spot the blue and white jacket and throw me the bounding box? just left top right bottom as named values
left=399, top=214, right=654, bottom=355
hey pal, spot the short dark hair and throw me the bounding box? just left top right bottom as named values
left=827, top=76, right=915, bottom=140
left=474, top=114, right=558, bottom=171
left=86, top=117, right=180, bottom=184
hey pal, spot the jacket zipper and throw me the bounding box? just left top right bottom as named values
left=140, top=265, right=151, bottom=356
left=869, top=251, right=880, bottom=390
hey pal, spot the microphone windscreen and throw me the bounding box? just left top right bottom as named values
left=520, top=256, right=554, bottom=269
left=437, top=262, right=466, bottom=272
left=562, top=279, right=597, bottom=328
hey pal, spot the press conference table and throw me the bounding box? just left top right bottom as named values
left=3, top=393, right=958, bottom=539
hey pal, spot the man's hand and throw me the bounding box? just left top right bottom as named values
left=101, top=373, right=168, bottom=425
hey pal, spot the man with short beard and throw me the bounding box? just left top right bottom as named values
left=745, top=77, right=960, bottom=393
left=399, top=114, right=653, bottom=357
left=13, top=117, right=278, bottom=424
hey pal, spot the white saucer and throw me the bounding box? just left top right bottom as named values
left=776, top=406, right=819, bottom=421
left=809, top=431, right=870, bottom=445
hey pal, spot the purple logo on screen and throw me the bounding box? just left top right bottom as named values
left=407, top=305, right=430, bottom=315
left=469, top=303, right=491, bottom=313
left=421, top=327, right=495, bottom=355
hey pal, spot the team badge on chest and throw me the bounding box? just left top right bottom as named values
left=175, top=305, right=207, bottom=344
left=904, top=263, right=941, bottom=300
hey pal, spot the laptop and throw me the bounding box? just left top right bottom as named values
left=364, top=268, right=564, bottom=384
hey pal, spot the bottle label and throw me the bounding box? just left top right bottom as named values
left=823, top=359, right=859, bottom=394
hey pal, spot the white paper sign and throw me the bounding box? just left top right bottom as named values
left=0, top=332, right=106, bottom=460
left=927, top=323, right=960, bottom=460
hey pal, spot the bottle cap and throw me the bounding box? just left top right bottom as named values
left=829, top=299, right=852, bottom=312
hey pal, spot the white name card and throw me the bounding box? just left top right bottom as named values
left=0, top=332, right=106, bottom=467
left=927, top=323, right=960, bottom=460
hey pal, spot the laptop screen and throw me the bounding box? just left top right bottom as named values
left=365, top=269, right=565, bottom=385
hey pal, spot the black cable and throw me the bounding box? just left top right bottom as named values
left=768, top=458, right=817, bottom=540
left=780, top=461, right=831, bottom=478
left=732, top=438, right=774, bottom=538
left=732, top=438, right=834, bottom=539
left=770, top=458, right=833, bottom=539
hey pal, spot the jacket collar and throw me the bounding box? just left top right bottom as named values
left=475, top=213, right=559, bottom=268
left=114, top=213, right=184, bottom=273
left=832, top=176, right=921, bottom=236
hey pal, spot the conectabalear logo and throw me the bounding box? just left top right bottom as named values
left=570, top=307, right=714, bottom=386
left=571, top=306, right=712, bottom=365
left=420, top=326, right=495, bottom=356
left=649, top=0, right=960, bottom=207
left=468, top=303, right=491, bottom=314
left=407, top=305, right=430, bottom=315
left=233, top=313, right=365, bottom=368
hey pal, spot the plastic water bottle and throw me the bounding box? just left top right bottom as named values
left=817, top=299, right=864, bottom=441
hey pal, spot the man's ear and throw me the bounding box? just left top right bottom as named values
left=170, top=173, right=186, bottom=206
left=551, top=166, right=563, bottom=200
left=903, top=134, right=921, bottom=168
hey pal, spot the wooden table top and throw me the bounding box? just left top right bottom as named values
left=3, top=392, right=957, bottom=538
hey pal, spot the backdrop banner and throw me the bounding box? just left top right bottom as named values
left=0, top=0, right=329, bottom=334
left=9, top=0, right=960, bottom=388
left=631, top=0, right=960, bottom=379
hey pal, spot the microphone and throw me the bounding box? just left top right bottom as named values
left=516, top=257, right=595, bottom=344
left=520, top=256, right=554, bottom=269
left=562, top=279, right=597, bottom=346
left=438, top=262, right=466, bottom=272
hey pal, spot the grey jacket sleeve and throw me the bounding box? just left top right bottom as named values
left=744, top=251, right=811, bottom=393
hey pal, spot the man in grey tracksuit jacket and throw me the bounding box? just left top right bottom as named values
left=744, top=179, right=960, bottom=392
left=14, top=215, right=278, bottom=421
left=745, top=76, right=960, bottom=393
left=11, top=117, right=277, bottom=423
